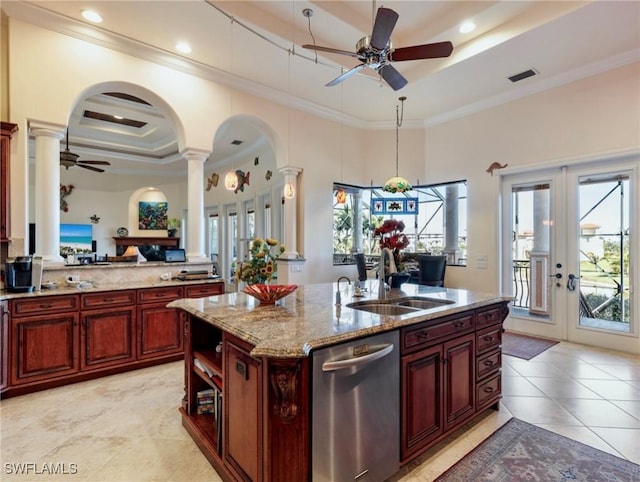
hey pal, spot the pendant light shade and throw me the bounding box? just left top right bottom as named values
left=383, top=96, right=412, bottom=194
left=283, top=182, right=295, bottom=199
left=224, top=171, right=238, bottom=191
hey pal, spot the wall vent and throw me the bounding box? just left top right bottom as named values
left=508, top=69, right=538, bottom=83
left=231, top=139, right=243, bottom=145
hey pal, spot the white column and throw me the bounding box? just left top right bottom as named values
left=443, top=184, right=460, bottom=264
left=279, top=166, right=302, bottom=259
left=183, top=149, right=209, bottom=262
left=353, top=190, right=363, bottom=252
left=30, top=122, right=65, bottom=264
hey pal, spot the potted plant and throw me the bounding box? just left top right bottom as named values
left=374, top=218, right=410, bottom=288
left=167, top=218, right=181, bottom=237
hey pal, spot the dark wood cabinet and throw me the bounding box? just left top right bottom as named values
left=224, top=336, right=263, bottom=482
left=137, top=286, right=184, bottom=359
left=401, top=303, right=507, bottom=464
left=1, top=300, right=9, bottom=390
left=3, top=281, right=224, bottom=398
left=184, top=283, right=225, bottom=298
left=1, top=122, right=17, bottom=244
left=81, top=306, right=136, bottom=370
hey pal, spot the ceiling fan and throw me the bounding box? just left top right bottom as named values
left=303, top=6, right=453, bottom=91
left=60, top=129, right=111, bottom=173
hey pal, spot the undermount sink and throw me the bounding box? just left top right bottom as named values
left=347, top=296, right=454, bottom=316
left=346, top=303, right=419, bottom=316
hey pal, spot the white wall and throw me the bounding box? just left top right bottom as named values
left=7, top=17, right=639, bottom=291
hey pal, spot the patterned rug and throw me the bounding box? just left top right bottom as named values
left=435, top=418, right=640, bottom=481
left=502, top=331, right=559, bottom=360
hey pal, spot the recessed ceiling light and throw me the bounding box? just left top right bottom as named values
left=176, top=42, right=192, bottom=54
left=82, top=10, right=103, bottom=24
left=459, top=21, right=476, bottom=34
left=113, top=115, right=124, bottom=120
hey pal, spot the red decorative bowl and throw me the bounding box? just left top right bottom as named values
left=242, top=284, right=297, bottom=305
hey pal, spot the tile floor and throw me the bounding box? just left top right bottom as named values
left=1, top=340, right=638, bottom=481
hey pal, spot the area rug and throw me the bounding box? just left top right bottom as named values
left=502, top=331, right=559, bottom=360
left=436, top=418, right=640, bottom=481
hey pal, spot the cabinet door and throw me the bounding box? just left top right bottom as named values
left=224, top=337, right=263, bottom=482
left=443, top=333, right=475, bottom=430
left=12, top=312, right=79, bottom=384
left=1, top=300, right=9, bottom=390
left=137, top=303, right=183, bottom=359
left=401, top=344, right=443, bottom=460
left=81, top=307, right=135, bottom=370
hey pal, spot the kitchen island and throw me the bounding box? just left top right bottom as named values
left=170, top=282, right=510, bottom=482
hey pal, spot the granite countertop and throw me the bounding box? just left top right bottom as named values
left=0, top=277, right=224, bottom=300
left=168, top=281, right=511, bottom=359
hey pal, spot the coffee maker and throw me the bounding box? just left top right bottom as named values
left=5, top=256, right=34, bottom=293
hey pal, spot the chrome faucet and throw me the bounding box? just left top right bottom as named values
left=336, top=276, right=351, bottom=305
left=378, top=249, right=389, bottom=300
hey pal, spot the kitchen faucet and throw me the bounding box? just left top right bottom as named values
left=336, top=276, right=351, bottom=305
left=378, top=249, right=389, bottom=300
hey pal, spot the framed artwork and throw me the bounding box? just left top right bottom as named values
left=372, top=197, right=419, bottom=215
left=138, top=201, right=168, bottom=230
left=60, top=223, right=92, bottom=255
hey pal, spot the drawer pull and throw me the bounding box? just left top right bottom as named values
left=39, top=303, right=53, bottom=309
left=417, top=332, right=429, bottom=340
left=454, top=321, right=466, bottom=328
left=483, top=386, right=495, bottom=393
left=104, top=298, right=115, bottom=302
left=483, top=360, right=494, bottom=367
left=483, top=335, right=494, bottom=342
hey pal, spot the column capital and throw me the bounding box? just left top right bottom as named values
left=181, top=148, right=210, bottom=163
left=279, top=166, right=302, bottom=177
left=29, top=120, right=65, bottom=140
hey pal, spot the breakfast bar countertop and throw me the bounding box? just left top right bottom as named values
left=168, top=281, right=511, bottom=359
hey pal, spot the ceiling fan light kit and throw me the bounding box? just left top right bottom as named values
left=303, top=7, right=453, bottom=91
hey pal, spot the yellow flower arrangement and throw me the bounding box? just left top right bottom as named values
left=235, top=238, right=285, bottom=285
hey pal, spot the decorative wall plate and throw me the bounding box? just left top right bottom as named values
left=117, top=227, right=128, bottom=237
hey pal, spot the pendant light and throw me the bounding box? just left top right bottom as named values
left=383, top=96, right=412, bottom=193
left=225, top=17, right=238, bottom=191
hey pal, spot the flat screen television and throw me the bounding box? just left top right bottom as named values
left=60, top=223, right=93, bottom=256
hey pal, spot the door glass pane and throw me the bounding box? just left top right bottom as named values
left=578, top=174, right=631, bottom=333
left=511, top=183, right=551, bottom=319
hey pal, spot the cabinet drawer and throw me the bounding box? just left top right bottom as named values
left=184, top=283, right=224, bottom=298
left=477, top=374, right=501, bottom=409
left=476, top=305, right=504, bottom=329
left=81, top=290, right=136, bottom=309
left=402, top=313, right=474, bottom=353
left=476, top=325, right=502, bottom=355
left=11, top=295, right=79, bottom=317
left=138, top=286, right=183, bottom=304
left=476, top=349, right=501, bottom=381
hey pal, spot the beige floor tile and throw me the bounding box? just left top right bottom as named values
left=503, top=358, right=570, bottom=378
left=500, top=396, right=583, bottom=425
left=554, top=362, right=621, bottom=380
left=610, top=399, right=640, bottom=420
left=502, top=376, right=547, bottom=397
left=576, top=378, right=640, bottom=401
left=556, top=398, right=640, bottom=428
left=589, top=427, right=640, bottom=464
left=526, top=377, right=602, bottom=400
left=597, top=363, right=640, bottom=381
left=535, top=424, right=623, bottom=458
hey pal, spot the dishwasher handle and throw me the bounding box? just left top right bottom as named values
left=322, top=343, right=394, bottom=372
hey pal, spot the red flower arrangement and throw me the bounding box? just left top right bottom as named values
left=374, top=219, right=409, bottom=273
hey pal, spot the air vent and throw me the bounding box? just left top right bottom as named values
left=83, top=110, right=147, bottom=128
left=231, top=140, right=243, bottom=145
left=508, top=69, right=538, bottom=83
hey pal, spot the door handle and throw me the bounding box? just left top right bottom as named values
left=567, top=274, right=578, bottom=291
left=322, top=343, right=394, bottom=372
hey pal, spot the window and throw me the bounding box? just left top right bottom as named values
left=333, top=181, right=467, bottom=266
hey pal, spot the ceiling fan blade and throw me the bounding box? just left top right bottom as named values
left=302, top=44, right=358, bottom=58
left=378, top=64, right=408, bottom=91
left=78, top=164, right=105, bottom=173
left=326, top=63, right=367, bottom=87
left=78, top=160, right=111, bottom=165
left=389, top=41, right=454, bottom=61
left=370, top=7, right=399, bottom=51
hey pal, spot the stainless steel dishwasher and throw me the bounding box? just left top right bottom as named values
left=312, top=330, right=399, bottom=482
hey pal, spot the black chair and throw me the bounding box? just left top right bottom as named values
left=354, top=253, right=368, bottom=282
left=417, top=255, right=447, bottom=286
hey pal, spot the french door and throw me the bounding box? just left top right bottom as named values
left=501, top=157, right=638, bottom=353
